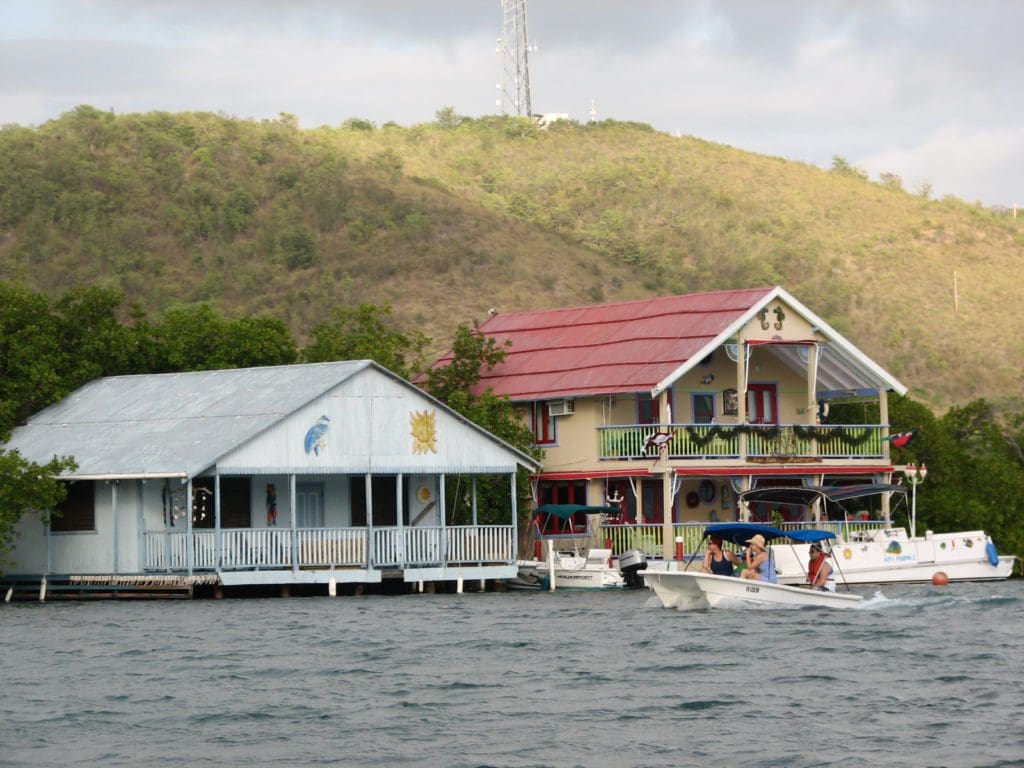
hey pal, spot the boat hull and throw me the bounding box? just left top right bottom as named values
left=643, top=571, right=862, bottom=610
left=773, top=529, right=1016, bottom=585
left=515, top=551, right=625, bottom=589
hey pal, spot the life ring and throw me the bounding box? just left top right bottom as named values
left=986, top=541, right=999, bottom=567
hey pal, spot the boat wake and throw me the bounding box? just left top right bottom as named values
left=857, top=588, right=1020, bottom=610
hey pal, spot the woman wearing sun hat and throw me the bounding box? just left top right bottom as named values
left=739, top=533, right=778, bottom=583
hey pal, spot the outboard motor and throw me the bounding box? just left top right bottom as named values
left=618, top=548, right=648, bottom=589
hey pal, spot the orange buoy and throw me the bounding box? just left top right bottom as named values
left=931, top=571, right=950, bottom=586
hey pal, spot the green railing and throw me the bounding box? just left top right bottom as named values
left=599, top=520, right=887, bottom=558
left=597, top=423, right=885, bottom=460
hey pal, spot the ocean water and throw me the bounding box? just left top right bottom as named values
left=2, top=581, right=1023, bottom=768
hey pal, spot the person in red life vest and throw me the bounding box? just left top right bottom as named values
left=807, top=542, right=836, bottom=592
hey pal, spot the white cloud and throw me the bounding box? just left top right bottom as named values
left=859, top=125, right=1024, bottom=204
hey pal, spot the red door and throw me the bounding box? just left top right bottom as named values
left=746, top=384, right=778, bottom=424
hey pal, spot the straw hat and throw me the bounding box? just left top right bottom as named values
left=746, top=533, right=767, bottom=550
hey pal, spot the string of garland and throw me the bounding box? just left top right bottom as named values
left=684, top=424, right=876, bottom=449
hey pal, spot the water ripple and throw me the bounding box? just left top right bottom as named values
left=1, top=582, right=1022, bottom=768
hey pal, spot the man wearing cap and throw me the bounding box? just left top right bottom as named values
left=739, top=533, right=778, bottom=583
left=807, top=543, right=836, bottom=592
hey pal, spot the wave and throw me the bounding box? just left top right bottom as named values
left=858, top=588, right=1022, bottom=610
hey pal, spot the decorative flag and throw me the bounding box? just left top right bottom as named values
left=883, top=429, right=919, bottom=448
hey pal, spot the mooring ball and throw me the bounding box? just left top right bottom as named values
left=931, top=571, right=950, bottom=586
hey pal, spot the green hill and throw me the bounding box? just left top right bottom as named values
left=2, top=106, right=1022, bottom=408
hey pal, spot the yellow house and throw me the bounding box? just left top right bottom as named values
left=437, top=286, right=907, bottom=558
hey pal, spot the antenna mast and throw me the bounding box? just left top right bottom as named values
left=497, top=0, right=532, bottom=116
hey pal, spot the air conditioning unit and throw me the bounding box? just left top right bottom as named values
left=548, top=399, right=575, bottom=417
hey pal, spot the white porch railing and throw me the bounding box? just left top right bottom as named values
left=143, top=525, right=514, bottom=572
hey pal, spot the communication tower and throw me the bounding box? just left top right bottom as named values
left=496, top=0, right=533, bottom=116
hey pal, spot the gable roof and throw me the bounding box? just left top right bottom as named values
left=436, top=286, right=905, bottom=401
left=6, top=361, right=539, bottom=480
left=5, top=361, right=370, bottom=480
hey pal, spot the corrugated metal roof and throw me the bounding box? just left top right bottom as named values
left=435, top=288, right=774, bottom=400
left=431, top=286, right=906, bottom=401
left=5, top=361, right=370, bottom=479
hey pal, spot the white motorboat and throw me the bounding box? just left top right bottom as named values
left=514, top=547, right=625, bottom=590
left=642, top=523, right=862, bottom=610
left=644, top=570, right=862, bottom=610
left=509, top=503, right=626, bottom=590
left=741, top=485, right=1017, bottom=585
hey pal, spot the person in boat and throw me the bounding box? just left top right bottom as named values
left=702, top=535, right=741, bottom=576
left=739, top=534, right=778, bottom=583
left=807, top=542, right=836, bottom=592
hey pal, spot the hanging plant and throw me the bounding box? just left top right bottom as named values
left=686, top=423, right=876, bottom=449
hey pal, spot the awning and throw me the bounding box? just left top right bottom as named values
left=703, top=522, right=836, bottom=546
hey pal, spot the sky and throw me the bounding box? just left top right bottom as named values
left=1, top=0, right=1021, bottom=207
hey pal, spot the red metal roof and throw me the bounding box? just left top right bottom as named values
left=435, top=287, right=775, bottom=401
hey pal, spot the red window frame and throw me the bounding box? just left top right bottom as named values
left=531, top=401, right=557, bottom=445
left=746, top=383, right=778, bottom=425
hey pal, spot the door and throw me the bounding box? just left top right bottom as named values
left=296, top=483, right=324, bottom=528
left=746, top=384, right=778, bottom=424
left=641, top=479, right=664, bottom=524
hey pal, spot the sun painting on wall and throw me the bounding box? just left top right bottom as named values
left=411, top=410, right=438, bottom=454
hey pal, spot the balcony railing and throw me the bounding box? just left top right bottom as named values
left=597, top=423, right=885, bottom=460
left=143, top=525, right=515, bottom=572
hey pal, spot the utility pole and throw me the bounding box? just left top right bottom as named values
left=496, top=0, right=533, bottom=116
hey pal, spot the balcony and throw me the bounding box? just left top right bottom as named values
left=597, top=423, right=886, bottom=461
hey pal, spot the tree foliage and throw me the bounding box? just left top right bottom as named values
left=423, top=325, right=542, bottom=526
left=831, top=395, right=1024, bottom=563
left=0, top=449, right=77, bottom=561
left=3, top=107, right=1022, bottom=407
left=303, top=303, right=428, bottom=378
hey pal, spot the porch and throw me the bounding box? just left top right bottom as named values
left=143, top=524, right=516, bottom=577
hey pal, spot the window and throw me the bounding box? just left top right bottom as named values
left=351, top=476, right=400, bottom=526
left=51, top=481, right=95, bottom=532
left=637, top=391, right=674, bottom=425
left=190, top=478, right=252, bottom=529
left=746, top=384, right=778, bottom=424
left=692, top=393, right=715, bottom=424
left=531, top=402, right=556, bottom=445
left=537, top=480, right=587, bottom=506
left=535, top=480, right=590, bottom=535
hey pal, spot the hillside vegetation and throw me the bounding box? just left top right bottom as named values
left=2, top=106, right=1022, bottom=407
